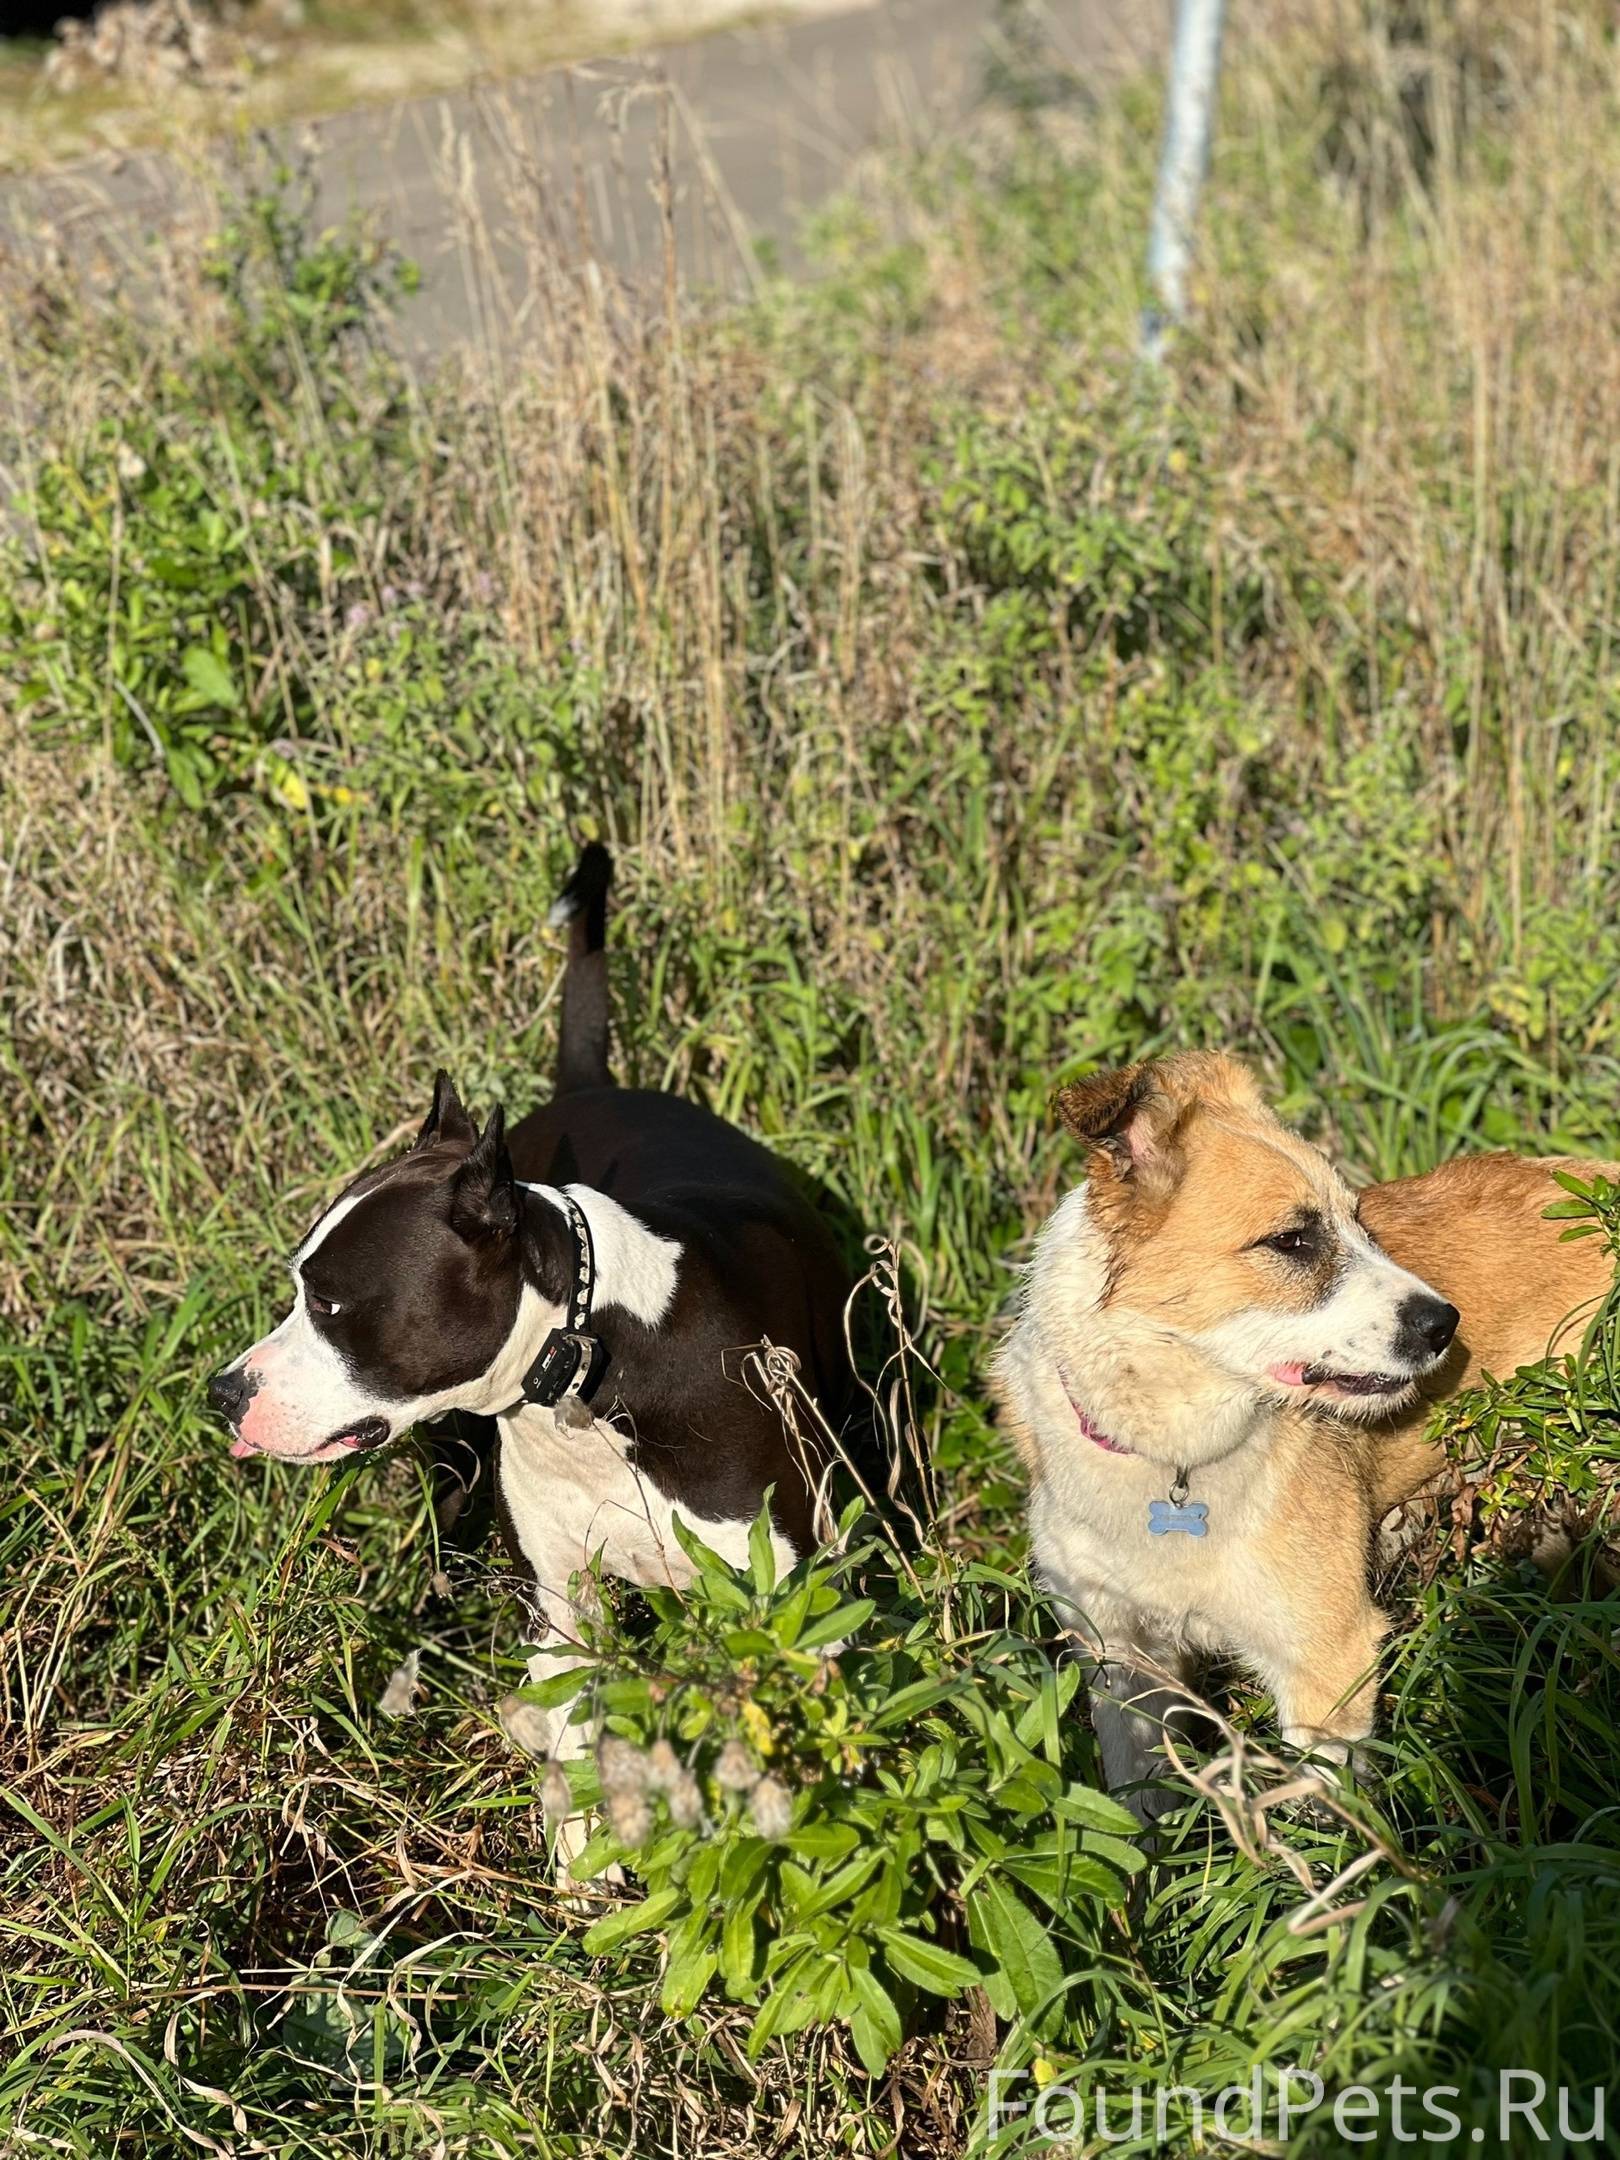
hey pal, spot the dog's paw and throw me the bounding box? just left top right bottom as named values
left=1277, top=1735, right=1370, bottom=1825
left=1281, top=1732, right=1369, bottom=1780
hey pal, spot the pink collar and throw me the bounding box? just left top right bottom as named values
left=1059, top=1372, right=1131, bottom=1455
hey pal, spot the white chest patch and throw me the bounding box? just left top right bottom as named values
left=521, top=1183, right=681, bottom=1329
left=497, top=1401, right=796, bottom=1618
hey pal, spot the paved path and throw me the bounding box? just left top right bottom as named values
left=2, top=0, right=1164, bottom=354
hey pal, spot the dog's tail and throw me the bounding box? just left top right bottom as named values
left=549, top=841, right=614, bottom=1094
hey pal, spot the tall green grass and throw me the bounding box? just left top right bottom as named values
left=4, top=4, right=1620, bottom=2151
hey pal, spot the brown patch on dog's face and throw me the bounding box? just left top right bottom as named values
left=1108, top=1105, right=1352, bottom=1329
left=1051, top=1052, right=1458, bottom=1406
left=1055, top=1052, right=1303, bottom=1257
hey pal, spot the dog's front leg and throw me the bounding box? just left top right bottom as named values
left=1087, top=1637, right=1205, bottom=1822
left=493, top=1416, right=625, bottom=1877
left=1266, top=1603, right=1387, bottom=1784
left=1045, top=1574, right=1196, bottom=1820
left=1088, top=1652, right=1197, bottom=1816
left=497, top=1579, right=604, bottom=1876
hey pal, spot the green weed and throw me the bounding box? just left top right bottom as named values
left=5, top=4, right=1620, bottom=2151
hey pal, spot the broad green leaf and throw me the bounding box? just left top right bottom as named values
left=1073, top=1831, right=1145, bottom=1877
left=662, top=1946, right=718, bottom=2017
left=581, top=1885, right=684, bottom=1954
left=181, top=645, right=239, bottom=709
left=667, top=1514, right=753, bottom=1609
left=800, top=1846, right=883, bottom=1917
left=967, top=1878, right=1064, bottom=2024
left=850, top=1857, right=906, bottom=1931
left=748, top=1493, right=778, bottom=1596
left=785, top=1822, right=860, bottom=1863
left=660, top=1910, right=719, bottom=2016
left=718, top=1837, right=769, bottom=1902
left=1052, top=1785, right=1145, bottom=1838
left=796, top=1598, right=875, bottom=1650
left=772, top=1574, right=820, bottom=1647
left=1005, top=1851, right=1128, bottom=1911
left=746, top=1960, right=822, bottom=2059
left=668, top=1512, right=734, bottom=1579
left=166, top=746, right=205, bottom=809
left=778, top=1860, right=817, bottom=1917
left=685, top=1843, right=721, bottom=1905
left=992, top=1771, right=1056, bottom=1818
left=879, top=1928, right=982, bottom=1997
left=869, top=1676, right=958, bottom=1728
left=517, top=1666, right=593, bottom=1710
left=1551, top=1169, right=1598, bottom=1196
left=847, top=1965, right=903, bottom=2071
left=1013, top=1663, right=1079, bottom=1757
left=979, top=1962, right=1017, bottom=2022
left=720, top=1900, right=761, bottom=1996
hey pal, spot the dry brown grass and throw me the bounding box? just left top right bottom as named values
left=6, top=6, right=1620, bottom=2149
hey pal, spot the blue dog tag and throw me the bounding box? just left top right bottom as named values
left=1149, top=1498, right=1209, bottom=1538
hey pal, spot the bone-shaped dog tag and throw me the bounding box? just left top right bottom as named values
left=1148, top=1498, right=1209, bottom=1537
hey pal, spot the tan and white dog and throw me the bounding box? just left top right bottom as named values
left=993, top=1052, right=1611, bottom=1811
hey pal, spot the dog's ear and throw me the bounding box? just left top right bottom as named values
left=450, top=1106, right=518, bottom=1240
left=1055, top=1063, right=1152, bottom=1149
left=1056, top=1051, right=1260, bottom=1203
left=414, top=1070, right=478, bottom=1153
left=1054, top=1061, right=1185, bottom=1194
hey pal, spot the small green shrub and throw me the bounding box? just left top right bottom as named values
left=1, top=172, right=426, bottom=812
left=533, top=1501, right=1142, bottom=2072
left=933, top=389, right=1267, bottom=665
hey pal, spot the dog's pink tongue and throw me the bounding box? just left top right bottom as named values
left=1270, top=1362, right=1309, bottom=1387
left=229, top=1436, right=259, bottom=1460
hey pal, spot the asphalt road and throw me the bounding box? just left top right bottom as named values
left=1, top=0, right=1165, bottom=354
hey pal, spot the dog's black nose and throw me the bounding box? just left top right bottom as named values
left=1395, top=1292, right=1460, bottom=1363
left=208, top=1366, right=250, bottom=1423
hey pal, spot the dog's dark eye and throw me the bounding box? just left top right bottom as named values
left=1259, top=1228, right=1314, bottom=1259
left=305, top=1288, right=341, bottom=1318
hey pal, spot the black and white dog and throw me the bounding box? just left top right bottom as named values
left=209, top=844, right=851, bottom=1856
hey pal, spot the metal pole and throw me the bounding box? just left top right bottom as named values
left=1142, top=0, right=1227, bottom=362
